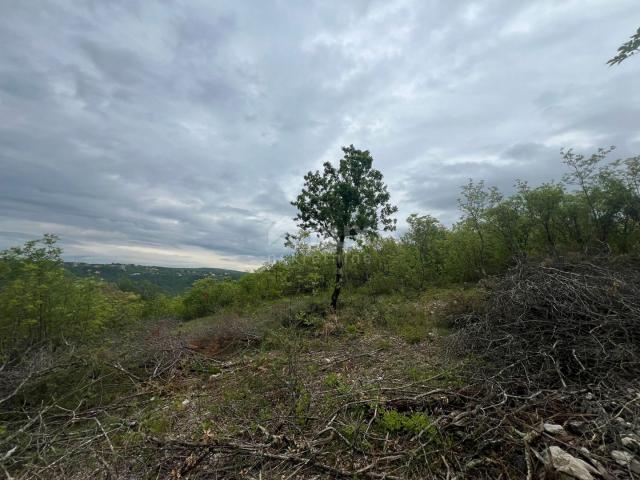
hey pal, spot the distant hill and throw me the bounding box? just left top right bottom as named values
left=64, top=262, right=246, bottom=296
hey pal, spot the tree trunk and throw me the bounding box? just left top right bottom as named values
left=331, top=235, right=345, bottom=310
left=543, top=221, right=558, bottom=258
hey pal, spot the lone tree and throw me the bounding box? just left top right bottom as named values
left=291, top=145, right=397, bottom=309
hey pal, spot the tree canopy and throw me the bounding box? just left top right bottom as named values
left=291, top=145, right=397, bottom=242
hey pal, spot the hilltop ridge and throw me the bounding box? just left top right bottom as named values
left=64, top=262, right=246, bottom=295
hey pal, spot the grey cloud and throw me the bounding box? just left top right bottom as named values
left=1, top=0, right=639, bottom=268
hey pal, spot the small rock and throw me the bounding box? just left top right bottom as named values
left=615, top=417, right=634, bottom=429
left=566, top=420, right=587, bottom=435
left=611, top=450, right=640, bottom=474
left=585, top=392, right=595, bottom=400
left=622, top=434, right=640, bottom=453
left=544, top=446, right=599, bottom=480
left=612, top=450, right=633, bottom=463
left=182, top=399, right=191, bottom=407
left=208, top=373, right=221, bottom=382
left=544, top=423, right=566, bottom=435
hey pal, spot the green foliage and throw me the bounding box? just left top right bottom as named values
left=608, top=26, right=640, bottom=65
left=401, top=214, right=448, bottom=287
left=291, top=145, right=398, bottom=242
left=517, top=181, right=565, bottom=255
left=141, top=293, right=181, bottom=318
left=377, top=408, right=435, bottom=435
left=324, top=372, right=350, bottom=394
left=277, top=232, right=334, bottom=295
left=0, top=236, right=141, bottom=356
left=344, top=323, right=358, bottom=335
left=0, top=236, right=178, bottom=358
left=398, top=324, right=429, bottom=344
left=294, top=388, right=311, bottom=426
left=405, top=364, right=466, bottom=388
left=457, top=180, right=503, bottom=276
left=141, top=413, right=171, bottom=435
left=180, top=278, right=241, bottom=319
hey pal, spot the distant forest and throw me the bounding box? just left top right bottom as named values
left=64, top=262, right=245, bottom=296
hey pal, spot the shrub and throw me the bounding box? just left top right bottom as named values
left=377, top=408, right=435, bottom=435
left=181, top=278, right=240, bottom=319
left=0, top=236, right=145, bottom=357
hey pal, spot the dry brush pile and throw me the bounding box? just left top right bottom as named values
left=452, top=259, right=640, bottom=388
left=443, top=258, right=640, bottom=478
left=0, top=319, right=192, bottom=478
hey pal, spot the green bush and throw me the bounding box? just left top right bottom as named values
left=0, top=236, right=146, bottom=357
left=180, top=278, right=240, bottom=319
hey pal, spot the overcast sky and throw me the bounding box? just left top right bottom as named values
left=1, top=1, right=639, bottom=270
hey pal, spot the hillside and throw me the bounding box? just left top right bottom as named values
left=64, top=262, right=246, bottom=295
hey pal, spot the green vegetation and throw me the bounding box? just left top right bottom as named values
left=290, top=145, right=398, bottom=308
left=377, top=409, right=435, bottom=435
left=65, top=262, right=245, bottom=296
left=180, top=147, right=640, bottom=319
left=608, top=25, right=640, bottom=65
left=0, top=235, right=171, bottom=358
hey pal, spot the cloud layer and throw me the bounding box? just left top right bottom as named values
left=1, top=0, right=639, bottom=269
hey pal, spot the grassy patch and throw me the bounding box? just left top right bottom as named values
left=377, top=408, right=435, bottom=435
left=404, top=363, right=466, bottom=387
left=141, top=412, right=172, bottom=435
left=324, top=372, right=351, bottom=394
